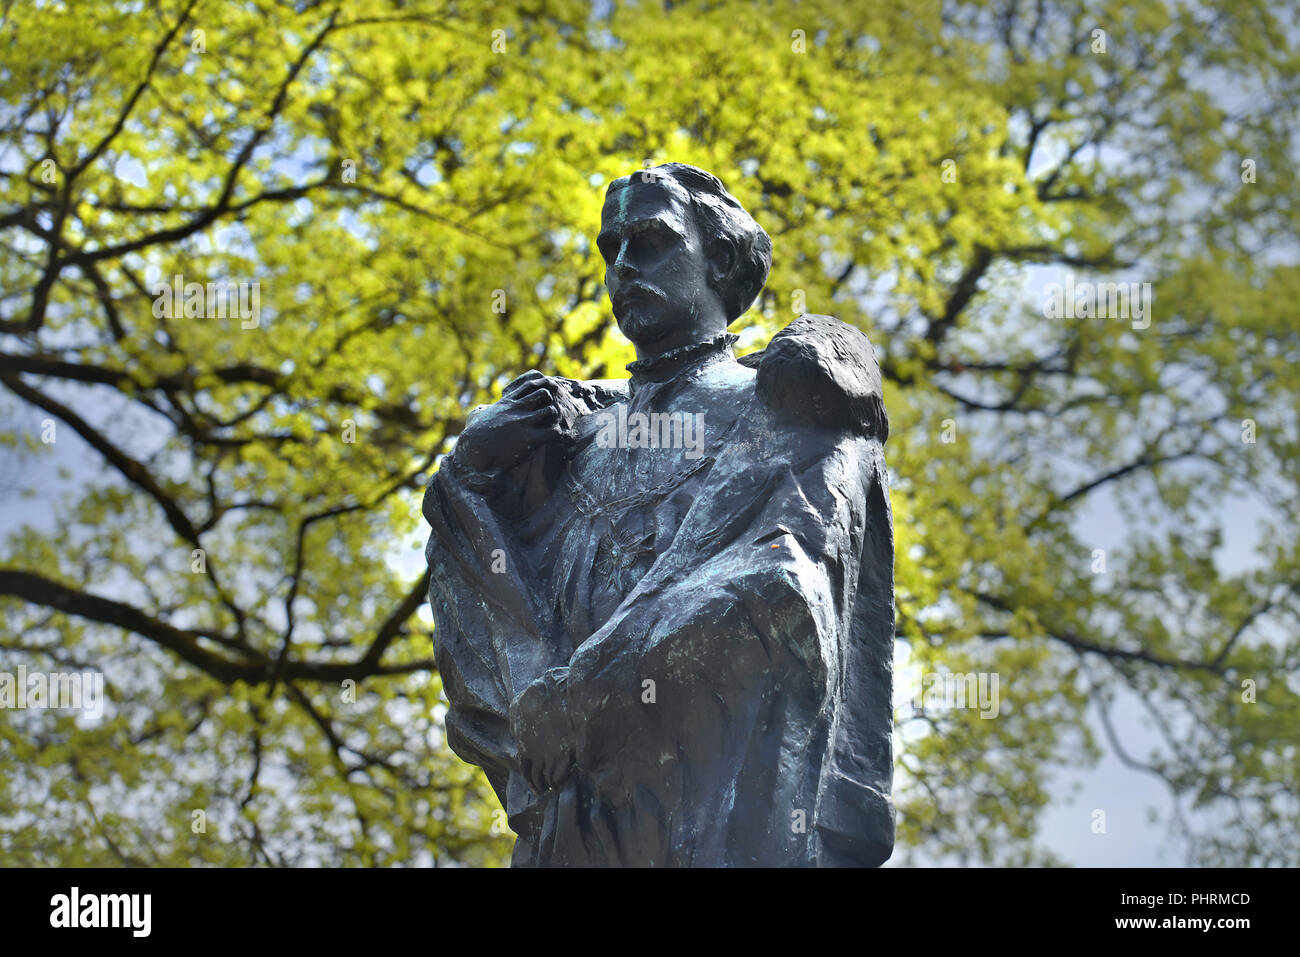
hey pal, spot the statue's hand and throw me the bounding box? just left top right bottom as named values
left=453, top=371, right=575, bottom=476
left=509, top=666, right=575, bottom=794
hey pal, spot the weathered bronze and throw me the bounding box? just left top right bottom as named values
left=423, top=163, right=895, bottom=866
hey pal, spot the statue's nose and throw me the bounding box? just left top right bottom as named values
left=612, top=241, right=638, bottom=279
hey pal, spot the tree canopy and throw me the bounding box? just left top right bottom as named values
left=1, top=0, right=1297, bottom=866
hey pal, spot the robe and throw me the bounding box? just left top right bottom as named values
left=423, top=315, right=895, bottom=866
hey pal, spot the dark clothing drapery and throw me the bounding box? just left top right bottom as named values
left=424, top=327, right=894, bottom=867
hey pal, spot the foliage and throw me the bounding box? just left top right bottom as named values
left=1, top=0, right=1297, bottom=865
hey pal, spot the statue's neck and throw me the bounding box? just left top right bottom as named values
left=626, top=332, right=738, bottom=388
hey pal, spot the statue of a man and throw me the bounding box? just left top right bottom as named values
left=423, top=163, right=895, bottom=867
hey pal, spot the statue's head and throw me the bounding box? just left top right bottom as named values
left=599, top=163, right=772, bottom=352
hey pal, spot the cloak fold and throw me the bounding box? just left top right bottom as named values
left=424, top=315, right=894, bottom=866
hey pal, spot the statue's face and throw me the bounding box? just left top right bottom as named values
left=598, top=178, right=721, bottom=348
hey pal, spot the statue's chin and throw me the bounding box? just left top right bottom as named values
left=616, top=308, right=666, bottom=344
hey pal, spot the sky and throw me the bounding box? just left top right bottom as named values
left=4, top=5, right=1289, bottom=864
left=1, top=292, right=1258, bottom=867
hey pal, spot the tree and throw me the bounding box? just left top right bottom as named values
left=1, top=0, right=1296, bottom=866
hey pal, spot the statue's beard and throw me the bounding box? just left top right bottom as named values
left=613, top=285, right=685, bottom=345
left=617, top=304, right=664, bottom=341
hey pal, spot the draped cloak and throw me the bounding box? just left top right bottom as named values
left=423, top=316, right=895, bottom=866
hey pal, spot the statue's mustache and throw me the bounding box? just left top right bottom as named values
left=613, top=283, right=666, bottom=313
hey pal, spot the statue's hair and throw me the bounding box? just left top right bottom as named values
left=606, top=163, right=772, bottom=324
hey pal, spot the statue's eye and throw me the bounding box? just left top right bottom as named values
left=643, top=229, right=673, bottom=254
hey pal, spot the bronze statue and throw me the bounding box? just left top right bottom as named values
left=423, top=163, right=895, bottom=866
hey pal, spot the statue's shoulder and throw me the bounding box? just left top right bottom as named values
left=740, top=314, right=889, bottom=442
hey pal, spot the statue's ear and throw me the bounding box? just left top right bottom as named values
left=708, top=235, right=738, bottom=287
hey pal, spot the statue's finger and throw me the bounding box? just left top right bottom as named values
left=516, top=386, right=559, bottom=410
left=520, top=405, right=561, bottom=425
left=503, top=370, right=549, bottom=396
